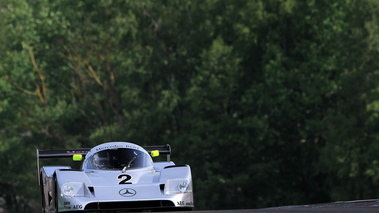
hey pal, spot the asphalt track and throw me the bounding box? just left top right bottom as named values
left=82, top=200, right=379, bottom=212
left=164, top=199, right=379, bottom=213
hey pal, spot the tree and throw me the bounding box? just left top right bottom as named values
left=1, top=0, right=379, bottom=212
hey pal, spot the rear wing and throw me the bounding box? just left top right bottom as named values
left=36, top=144, right=172, bottom=183
left=37, top=148, right=91, bottom=159
left=36, top=148, right=90, bottom=185
left=143, top=144, right=171, bottom=161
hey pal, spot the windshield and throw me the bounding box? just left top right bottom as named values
left=83, top=148, right=153, bottom=170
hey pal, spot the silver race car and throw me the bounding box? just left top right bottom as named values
left=37, top=142, right=194, bottom=212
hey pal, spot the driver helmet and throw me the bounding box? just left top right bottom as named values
left=93, top=151, right=110, bottom=169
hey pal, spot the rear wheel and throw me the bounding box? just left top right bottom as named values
left=40, top=177, right=45, bottom=213
left=53, top=176, right=59, bottom=213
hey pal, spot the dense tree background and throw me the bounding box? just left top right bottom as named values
left=1, top=0, right=379, bottom=212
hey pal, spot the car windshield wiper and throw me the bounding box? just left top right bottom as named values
left=122, top=153, right=142, bottom=173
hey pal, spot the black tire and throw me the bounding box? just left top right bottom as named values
left=40, top=176, right=46, bottom=213
left=53, top=176, right=59, bottom=213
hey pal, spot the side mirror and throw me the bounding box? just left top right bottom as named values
left=73, top=154, right=83, bottom=161
left=151, top=150, right=159, bottom=157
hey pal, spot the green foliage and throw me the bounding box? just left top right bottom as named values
left=1, top=0, right=379, bottom=212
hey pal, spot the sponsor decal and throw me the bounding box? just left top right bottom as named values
left=87, top=143, right=146, bottom=158
left=63, top=201, right=71, bottom=209
left=177, top=201, right=193, bottom=206
left=73, top=205, right=82, bottom=209
left=66, top=150, right=89, bottom=154
left=95, top=145, right=124, bottom=152
left=95, top=144, right=143, bottom=152
left=119, top=188, right=137, bottom=197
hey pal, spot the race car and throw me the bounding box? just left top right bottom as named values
left=37, top=142, right=194, bottom=212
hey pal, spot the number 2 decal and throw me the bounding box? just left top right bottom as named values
left=118, top=174, right=132, bottom=184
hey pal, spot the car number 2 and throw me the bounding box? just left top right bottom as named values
left=118, top=174, right=132, bottom=184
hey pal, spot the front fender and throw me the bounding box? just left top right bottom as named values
left=55, top=170, right=93, bottom=211
left=159, top=165, right=192, bottom=183
left=55, top=170, right=92, bottom=185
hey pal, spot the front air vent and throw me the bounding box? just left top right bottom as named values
left=163, top=164, right=187, bottom=169
left=160, top=184, right=165, bottom=194
left=84, top=200, right=175, bottom=210
left=88, top=186, right=95, bottom=196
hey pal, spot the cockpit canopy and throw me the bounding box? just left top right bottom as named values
left=82, top=148, right=153, bottom=170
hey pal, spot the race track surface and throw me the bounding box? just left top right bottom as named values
left=165, top=199, right=379, bottom=213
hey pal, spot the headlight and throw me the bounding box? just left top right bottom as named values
left=165, top=179, right=192, bottom=195
left=178, top=181, right=189, bottom=193
left=61, top=182, right=85, bottom=197
left=62, top=185, right=74, bottom=196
